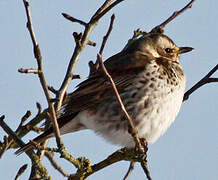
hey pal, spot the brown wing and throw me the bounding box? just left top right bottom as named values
left=61, top=51, right=155, bottom=117
left=15, top=50, right=156, bottom=155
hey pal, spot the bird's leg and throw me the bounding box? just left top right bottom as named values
left=133, top=138, right=147, bottom=154
left=139, top=138, right=148, bottom=153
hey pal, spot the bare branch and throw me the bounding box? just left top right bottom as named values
left=97, top=14, right=143, bottom=151
left=62, top=13, right=87, bottom=26
left=151, top=0, right=196, bottom=33
left=0, top=115, right=25, bottom=148
left=183, top=64, right=218, bottom=101
left=48, top=86, right=58, bottom=95
left=45, top=151, right=70, bottom=177
left=70, top=148, right=146, bottom=179
left=25, top=125, right=44, bottom=134
left=96, top=13, right=152, bottom=179
left=92, top=0, right=124, bottom=22
left=18, top=68, right=40, bottom=74
left=30, top=140, right=58, bottom=152
left=14, top=164, right=28, bottom=180
left=56, top=0, right=125, bottom=111
left=99, top=14, right=115, bottom=55
left=0, top=116, right=50, bottom=178
left=87, top=40, right=96, bottom=47
left=22, top=0, right=63, bottom=151
left=36, top=102, right=42, bottom=114
left=141, top=160, right=152, bottom=180
left=19, top=110, right=31, bottom=127
left=123, top=162, right=135, bottom=180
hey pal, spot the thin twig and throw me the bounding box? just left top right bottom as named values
left=141, top=160, right=152, bottom=180
left=14, top=164, right=28, bottom=180
left=0, top=109, right=47, bottom=157
left=56, top=0, right=125, bottom=111
left=48, top=86, right=58, bottom=95
left=97, top=14, right=143, bottom=152
left=36, top=102, right=42, bottom=114
left=18, top=68, right=40, bottom=74
left=151, top=0, right=196, bottom=33
left=62, top=13, right=87, bottom=26
left=0, top=115, right=25, bottom=148
left=71, top=148, right=146, bottom=179
left=97, top=13, right=152, bottom=179
left=123, top=161, right=135, bottom=180
left=92, top=0, right=125, bottom=22
left=183, top=64, right=218, bottom=101
left=0, top=116, right=50, bottom=178
left=45, top=151, right=70, bottom=177
left=87, top=40, right=96, bottom=47
left=22, top=0, right=63, bottom=151
left=19, top=110, right=31, bottom=127
left=25, top=125, right=44, bottom=134
left=99, top=14, right=115, bottom=55
left=30, top=140, right=59, bottom=153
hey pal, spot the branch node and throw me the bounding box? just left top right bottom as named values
left=73, top=32, right=82, bottom=46
left=18, top=68, right=40, bottom=74
left=71, top=74, right=81, bottom=80
left=34, top=44, right=42, bottom=60
left=20, top=110, right=31, bottom=126
left=48, top=86, right=58, bottom=95
left=87, top=40, right=96, bottom=47
left=25, top=125, right=44, bottom=134
left=36, top=102, right=42, bottom=114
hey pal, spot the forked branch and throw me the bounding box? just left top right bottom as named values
left=184, top=64, right=218, bottom=101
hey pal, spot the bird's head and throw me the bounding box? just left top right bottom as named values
left=126, top=33, right=193, bottom=62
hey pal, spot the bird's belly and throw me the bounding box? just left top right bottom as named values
left=77, top=82, right=185, bottom=148
left=137, top=87, right=184, bottom=144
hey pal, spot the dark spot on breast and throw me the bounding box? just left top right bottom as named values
left=170, top=69, right=174, bottom=74
left=153, top=64, right=157, bottom=68
left=139, top=79, right=149, bottom=84
left=158, top=75, right=164, bottom=79
left=172, top=78, right=176, bottom=82
left=146, top=72, right=150, bottom=76
left=144, top=112, right=149, bottom=116
left=151, top=77, right=156, bottom=82
left=151, top=71, right=156, bottom=74
left=149, top=83, right=154, bottom=88
left=144, top=99, right=149, bottom=108
left=163, top=71, right=167, bottom=76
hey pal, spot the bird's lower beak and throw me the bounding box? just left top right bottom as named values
left=178, top=47, right=194, bottom=54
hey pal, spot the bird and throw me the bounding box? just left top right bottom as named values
left=15, top=32, right=193, bottom=154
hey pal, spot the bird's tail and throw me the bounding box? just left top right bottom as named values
left=15, top=112, right=80, bottom=155
left=15, top=128, right=53, bottom=155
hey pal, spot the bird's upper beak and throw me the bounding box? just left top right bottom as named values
left=178, top=47, right=194, bottom=54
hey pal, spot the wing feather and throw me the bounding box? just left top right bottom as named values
left=60, top=51, right=155, bottom=117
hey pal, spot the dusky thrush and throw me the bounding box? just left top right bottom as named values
left=16, top=33, right=193, bottom=154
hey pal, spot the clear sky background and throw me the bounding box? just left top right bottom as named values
left=0, top=0, right=217, bottom=179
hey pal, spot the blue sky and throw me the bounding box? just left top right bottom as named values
left=1, top=0, right=218, bottom=179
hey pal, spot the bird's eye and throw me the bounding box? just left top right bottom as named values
left=165, top=48, right=173, bottom=53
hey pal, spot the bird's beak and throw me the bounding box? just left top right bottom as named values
left=178, top=47, right=194, bottom=54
